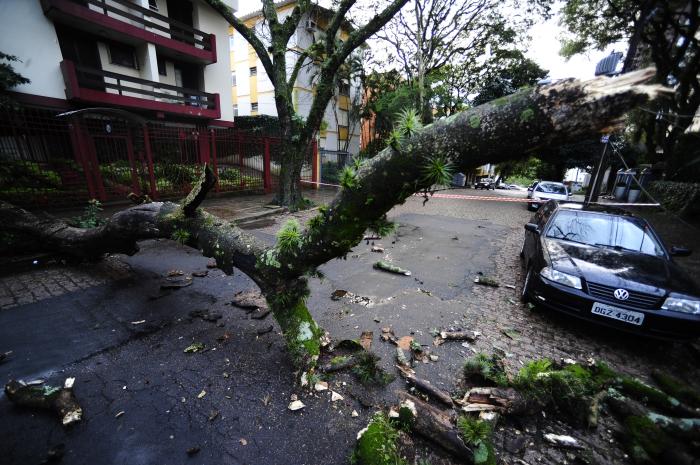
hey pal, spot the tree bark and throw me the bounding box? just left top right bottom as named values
left=398, top=392, right=474, bottom=461
left=0, top=70, right=665, bottom=375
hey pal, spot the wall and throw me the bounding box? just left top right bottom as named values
left=195, top=0, right=233, bottom=121
left=0, top=0, right=66, bottom=99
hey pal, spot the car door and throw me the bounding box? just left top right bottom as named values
left=523, top=201, right=556, bottom=266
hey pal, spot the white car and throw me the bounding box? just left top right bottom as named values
left=528, top=181, right=569, bottom=210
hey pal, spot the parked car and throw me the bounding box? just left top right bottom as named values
left=526, top=180, right=540, bottom=197
left=475, top=177, right=495, bottom=190
left=527, top=181, right=569, bottom=210
left=520, top=200, right=700, bottom=340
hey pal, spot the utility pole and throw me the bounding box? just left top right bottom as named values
left=585, top=135, right=610, bottom=205
left=585, top=50, right=623, bottom=205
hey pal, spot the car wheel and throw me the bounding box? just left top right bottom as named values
left=521, top=266, right=533, bottom=303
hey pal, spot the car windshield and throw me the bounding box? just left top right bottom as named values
left=545, top=210, right=665, bottom=257
left=535, top=183, right=566, bottom=195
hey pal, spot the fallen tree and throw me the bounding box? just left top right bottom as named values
left=0, top=69, right=665, bottom=376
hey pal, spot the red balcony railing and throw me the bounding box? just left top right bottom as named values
left=61, top=60, right=221, bottom=119
left=42, top=0, right=217, bottom=64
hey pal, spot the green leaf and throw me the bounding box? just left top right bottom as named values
left=473, top=441, right=489, bottom=464
left=184, top=342, right=205, bottom=353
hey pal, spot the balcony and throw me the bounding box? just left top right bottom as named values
left=61, top=60, right=220, bottom=119
left=42, top=0, right=217, bottom=64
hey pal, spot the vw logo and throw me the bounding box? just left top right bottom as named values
left=613, top=289, right=629, bottom=301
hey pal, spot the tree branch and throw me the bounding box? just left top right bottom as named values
left=203, top=0, right=275, bottom=85
left=325, top=0, right=357, bottom=54
left=335, top=0, right=409, bottom=66
left=287, top=69, right=668, bottom=273
left=288, top=49, right=310, bottom=90
left=0, top=71, right=667, bottom=374
left=181, top=164, right=217, bottom=217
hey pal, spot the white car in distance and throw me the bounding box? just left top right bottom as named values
left=528, top=181, right=570, bottom=211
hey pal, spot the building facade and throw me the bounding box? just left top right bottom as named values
left=0, top=0, right=270, bottom=208
left=229, top=0, right=362, bottom=156
left=2, top=0, right=236, bottom=121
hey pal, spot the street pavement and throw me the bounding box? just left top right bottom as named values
left=0, top=187, right=698, bottom=465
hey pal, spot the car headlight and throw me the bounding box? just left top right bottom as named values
left=540, top=266, right=582, bottom=289
left=661, top=296, right=700, bottom=315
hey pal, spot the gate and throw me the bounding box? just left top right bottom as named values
left=81, top=116, right=152, bottom=202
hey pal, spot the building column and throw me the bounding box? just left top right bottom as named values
left=139, top=43, right=160, bottom=83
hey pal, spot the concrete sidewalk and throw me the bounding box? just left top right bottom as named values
left=44, top=187, right=339, bottom=223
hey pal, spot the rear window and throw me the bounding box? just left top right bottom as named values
left=535, top=183, right=566, bottom=194
left=545, top=210, right=665, bottom=257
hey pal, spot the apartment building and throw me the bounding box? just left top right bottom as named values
left=2, top=0, right=236, bottom=121
left=0, top=0, right=252, bottom=207
left=229, top=0, right=362, bottom=155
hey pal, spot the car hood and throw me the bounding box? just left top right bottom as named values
left=543, top=238, right=699, bottom=296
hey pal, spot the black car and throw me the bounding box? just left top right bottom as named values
left=475, top=178, right=495, bottom=190
left=520, top=200, right=700, bottom=339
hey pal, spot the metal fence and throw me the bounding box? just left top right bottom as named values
left=0, top=105, right=319, bottom=208
left=0, top=106, right=90, bottom=207
left=320, top=149, right=352, bottom=185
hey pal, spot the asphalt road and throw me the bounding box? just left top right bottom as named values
left=0, top=188, right=698, bottom=465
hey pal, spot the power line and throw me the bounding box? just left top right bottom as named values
left=608, top=142, right=700, bottom=234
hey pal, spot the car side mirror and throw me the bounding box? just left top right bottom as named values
left=671, top=246, right=692, bottom=257
left=524, top=223, right=540, bottom=235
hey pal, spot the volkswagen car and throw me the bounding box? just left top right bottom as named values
left=520, top=201, right=700, bottom=339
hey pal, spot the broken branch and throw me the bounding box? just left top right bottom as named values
left=397, top=365, right=454, bottom=407
left=5, top=378, right=82, bottom=426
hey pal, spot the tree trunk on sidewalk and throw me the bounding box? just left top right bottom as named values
left=0, top=70, right=665, bottom=378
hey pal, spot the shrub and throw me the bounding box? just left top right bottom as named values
left=647, top=181, right=700, bottom=219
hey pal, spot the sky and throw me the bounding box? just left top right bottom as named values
left=235, top=1, right=623, bottom=81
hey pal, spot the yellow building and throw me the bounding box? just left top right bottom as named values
left=229, top=0, right=361, bottom=155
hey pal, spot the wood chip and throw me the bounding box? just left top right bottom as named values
left=288, top=400, right=305, bottom=411
left=359, top=331, right=373, bottom=351
left=397, top=336, right=414, bottom=350
left=314, top=381, right=329, bottom=392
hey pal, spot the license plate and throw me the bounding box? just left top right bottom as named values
left=591, top=302, right=644, bottom=326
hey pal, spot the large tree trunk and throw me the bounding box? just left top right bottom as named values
left=0, top=70, right=665, bottom=378
left=276, top=140, right=310, bottom=208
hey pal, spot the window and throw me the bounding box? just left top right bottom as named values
left=338, top=125, right=349, bottom=141
left=251, top=102, right=258, bottom=112
left=148, top=0, right=158, bottom=10
left=233, top=104, right=238, bottom=117
left=157, top=56, right=167, bottom=76
left=535, top=183, right=567, bottom=195
left=250, top=66, right=257, bottom=77
left=108, top=42, right=137, bottom=69
left=338, top=81, right=350, bottom=96
left=229, top=34, right=234, bottom=50
left=545, top=211, right=665, bottom=257
left=231, top=71, right=236, bottom=86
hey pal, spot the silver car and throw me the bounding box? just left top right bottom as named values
left=527, top=181, right=570, bottom=210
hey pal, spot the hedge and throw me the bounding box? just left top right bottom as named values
left=647, top=181, right=700, bottom=219
left=233, top=115, right=280, bottom=136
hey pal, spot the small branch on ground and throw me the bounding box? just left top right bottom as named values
left=5, top=378, right=82, bottom=426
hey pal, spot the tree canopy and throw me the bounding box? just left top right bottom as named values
left=558, top=0, right=700, bottom=180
